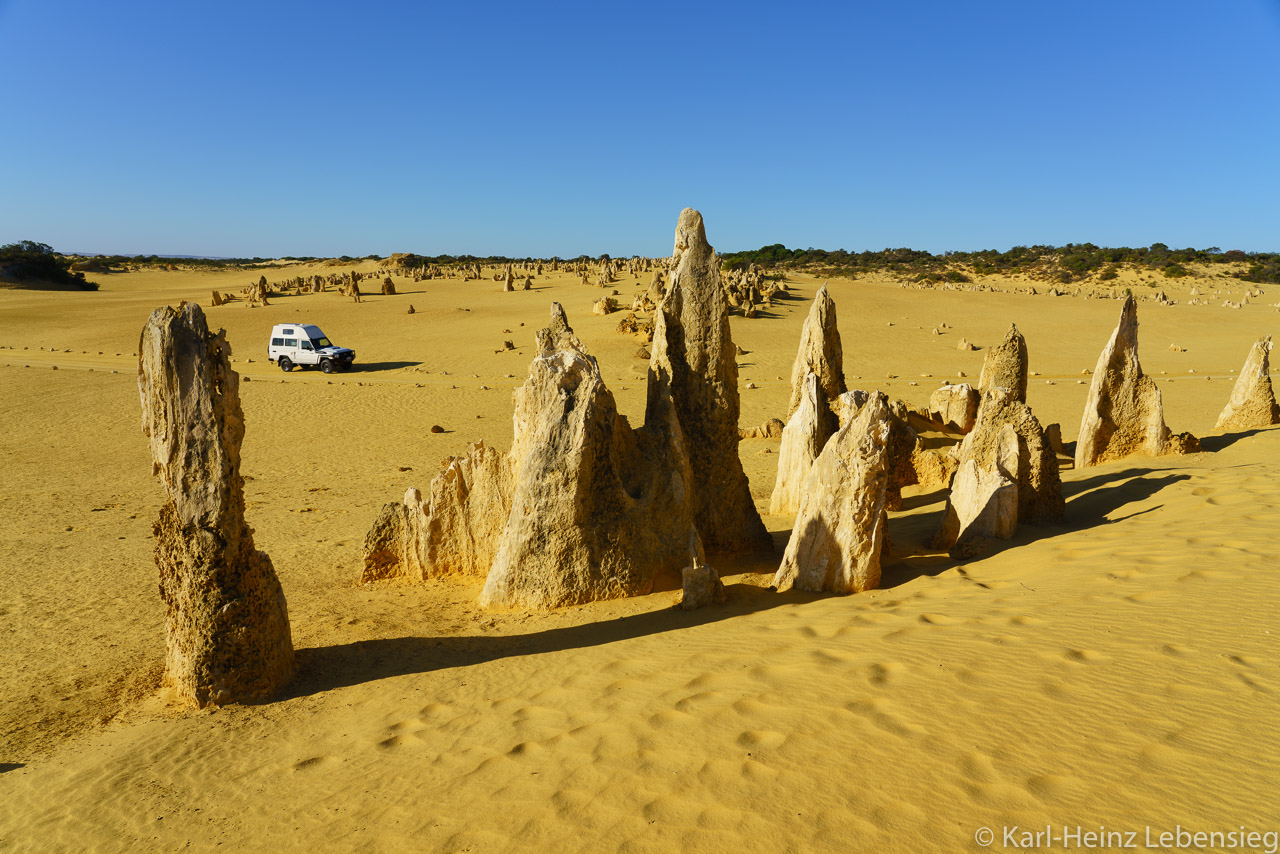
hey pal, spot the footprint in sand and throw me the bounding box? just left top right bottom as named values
left=1161, top=643, right=1195, bottom=657
left=1136, top=741, right=1182, bottom=769
left=731, top=696, right=773, bottom=717
left=868, top=661, right=906, bottom=686
left=1178, top=568, right=1235, bottom=582
left=291, top=755, right=331, bottom=771
left=1025, top=773, right=1087, bottom=800
left=648, top=709, right=694, bottom=729
left=811, top=648, right=856, bottom=666
left=377, top=734, right=406, bottom=750
left=740, top=758, right=777, bottom=780
left=1236, top=673, right=1272, bottom=693
left=1064, top=648, right=1106, bottom=663
left=1009, top=615, right=1046, bottom=626
left=918, top=613, right=955, bottom=626
left=737, top=729, right=786, bottom=749
left=506, top=741, right=545, bottom=758
left=848, top=612, right=903, bottom=627
left=957, top=750, right=1000, bottom=784
left=846, top=697, right=926, bottom=738
left=674, top=691, right=722, bottom=713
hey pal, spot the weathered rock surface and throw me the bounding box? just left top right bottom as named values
left=364, top=301, right=703, bottom=611
left=680, top=564, right=725, bottom=610
left=1215, top=335, right=1279, bottom=431
left=787, top=285, right=845, bottom=416
left=360, top=441, right=513, bottom=583
left=138, top=302, right=293, bottom=707
left=773, top=393, right=893, bottom=594
left=740, top=417, right=786, bottom=440
left=679, top=535, right=723, bottom=610
left=769, top=372, right=838, bottom=516
left=978, top=324, right=1028, bottom=401
left=951, top=388, right=1064, bottom=524
left=833, top=390, right=931, bottom=511
left=1076, top=296, right=1172, bottom=468
left=933, top=458, right=1018, bottom=557
left=928, top=382, right=980, bottom=432
left=653, top=208, right=771, bottom=554
left=480, top=304, right=701, bottom=608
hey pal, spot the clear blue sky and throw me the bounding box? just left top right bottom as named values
left=2, top=0, right=1277, bottom=258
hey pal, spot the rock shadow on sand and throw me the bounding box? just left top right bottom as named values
left=279, top=582, right=789, bottom=701
left=1198, top=427, right=1273, bottom=453
left=880, top=467, right=1190, bottom=588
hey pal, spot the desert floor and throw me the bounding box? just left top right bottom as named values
left=1, top=261, right=1277, bottom=852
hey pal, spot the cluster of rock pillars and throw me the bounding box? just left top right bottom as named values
left=136, top=209, right=1279, bottom=707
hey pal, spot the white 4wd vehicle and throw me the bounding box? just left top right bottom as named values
left=268, top=323, right=356, bottom=373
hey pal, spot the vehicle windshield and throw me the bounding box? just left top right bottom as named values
left=311, top=337, right=332, bottom=348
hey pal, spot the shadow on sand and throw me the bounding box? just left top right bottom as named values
left=282, top=466, right=1196, bottom=699
left=347, top=361, right=421, bottom=373
left=0, top=763, right=25, bottom=774
left=282, top=579, right=792, bottom=701
left=1198, top=428, right=1270, bottom=453
left=881, top=466, right=1191, bottom=589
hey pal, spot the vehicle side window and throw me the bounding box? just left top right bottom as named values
left=284, top=338, right=298, bottom=347
left=300, top=340, right=312, bottom=350
left=271, top=337, right=284, bottom=346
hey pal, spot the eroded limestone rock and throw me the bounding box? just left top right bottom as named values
left=952, top=388, right=1064, bottom=524
left=679, top=533, right=724, bottom=610
left=978, top=324, right=1028, bottom=402
left=932, top=458, right=1018, bottom=557
left=480, top=305, right=701, bottom=608
left=138, top=302, right=293, bottom=707
left=833, top=389, right=926, bottom=512
left=773, top=393, right=893, bottom=594
left=653, top=208, right=770, bottom=554
left=360, top=441, right=514, bottom=583
left=787, top=285, right=845, bottom=416
left=740, top=417, right=786, bottom=440
left=1076, top=296, right=1173, bottom=467
left=1215, top=335, right=1279, bottom=431
left=928, top=383, right=980, bottom=433
left=769, top=372, right=838, bottom=516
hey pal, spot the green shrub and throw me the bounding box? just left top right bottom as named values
left=0, top=241, right=100, bottom=290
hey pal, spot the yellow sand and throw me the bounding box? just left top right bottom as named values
left=1, top=263, right=1278, bottom=851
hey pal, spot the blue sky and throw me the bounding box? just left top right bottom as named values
left=1, top=0, right=1277, bottom=258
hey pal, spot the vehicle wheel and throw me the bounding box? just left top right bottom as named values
left=279, top=357, right=293, bottom=373
left=320, top=359, right=334, bottom=374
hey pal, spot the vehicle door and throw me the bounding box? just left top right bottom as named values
left=297, top=338, right=319, bottom=365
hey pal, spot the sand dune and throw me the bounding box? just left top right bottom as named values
left=1, top=263, right=1277, bottom=851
